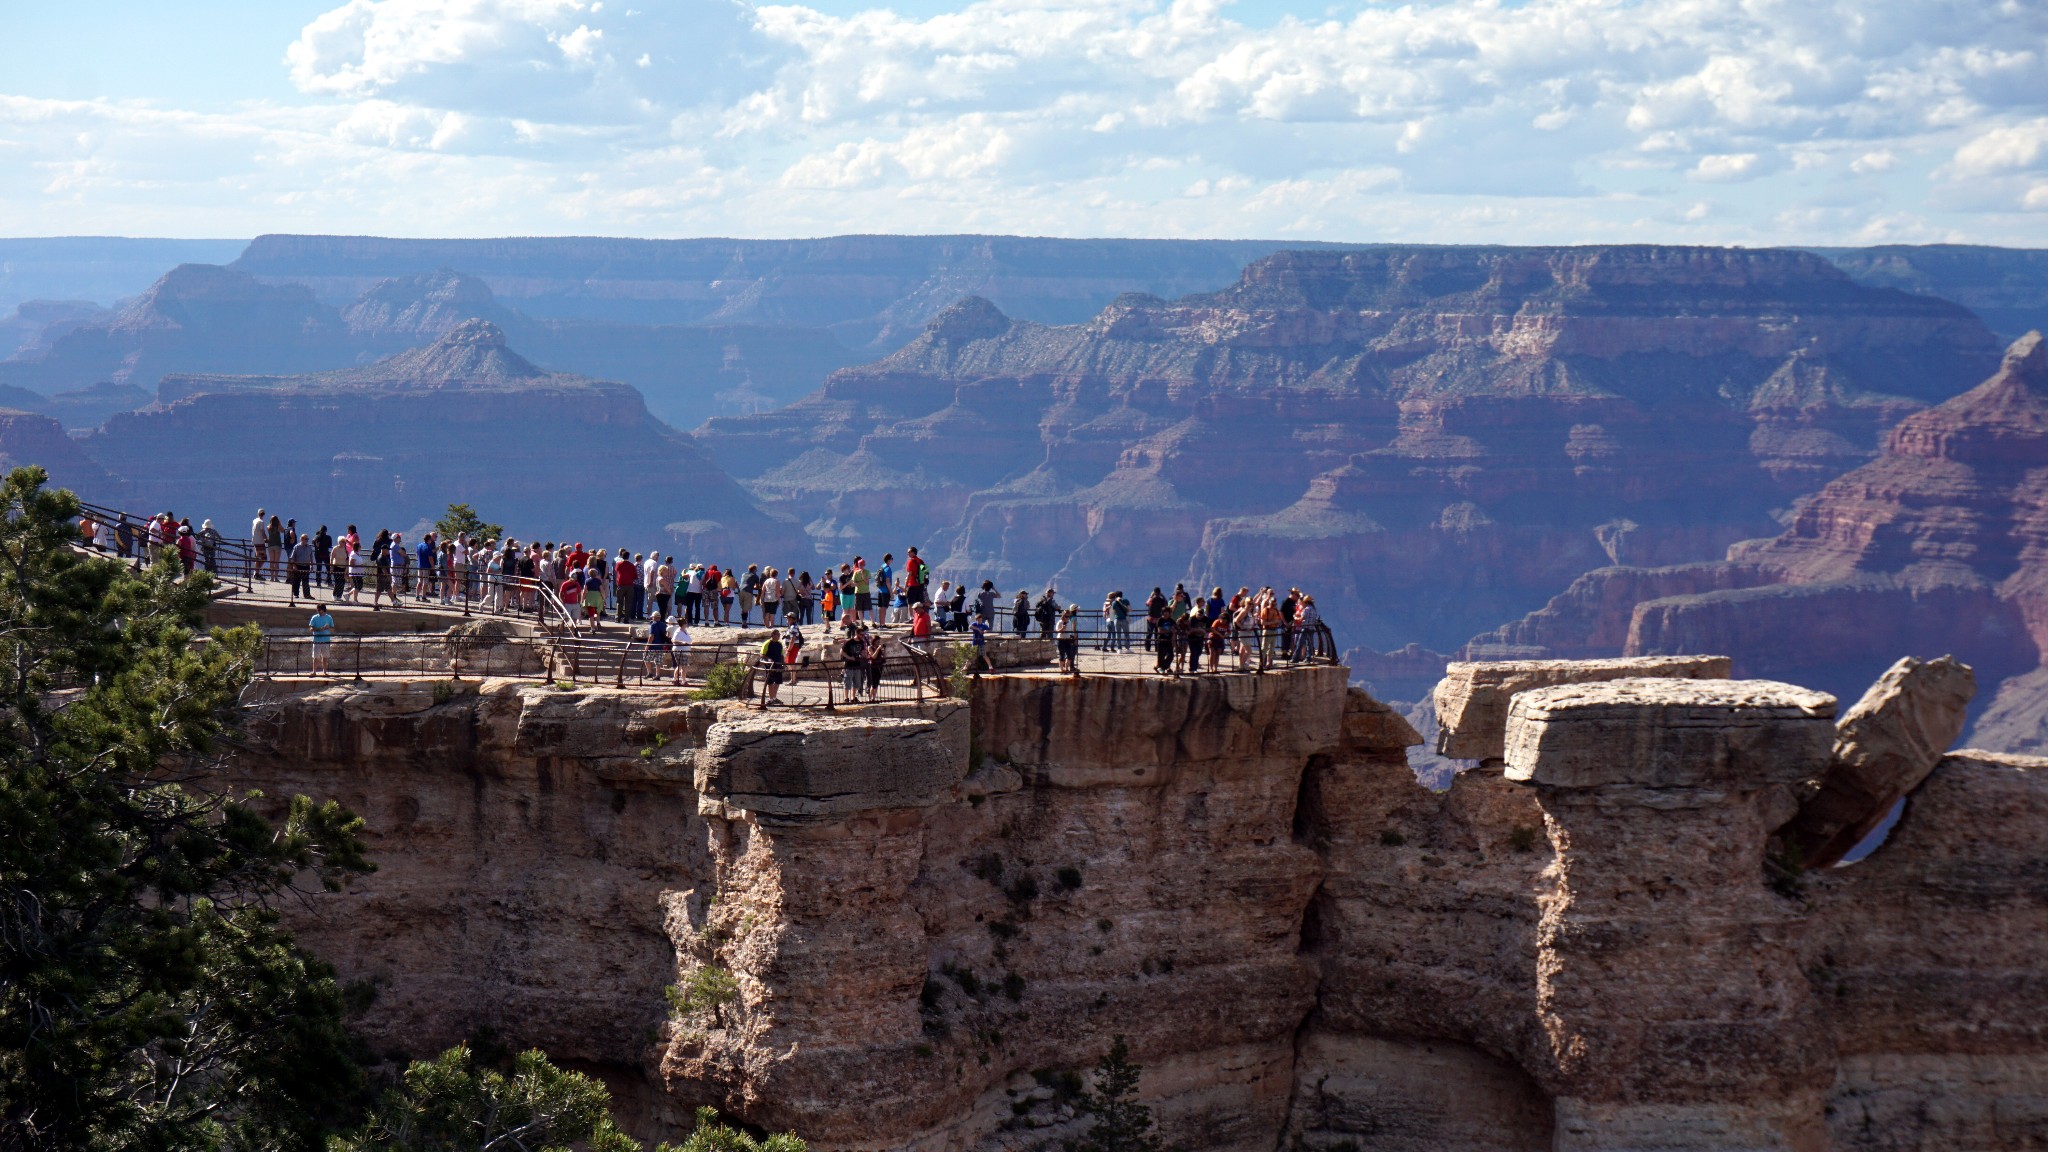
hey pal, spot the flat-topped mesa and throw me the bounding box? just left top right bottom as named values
left=1503, top=677, right=1839, bottom=1152
left=1433, top=654, right=1731, bottom=762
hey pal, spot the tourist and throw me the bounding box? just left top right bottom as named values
left=1153, top=611, right=1176, bottom=675
left=759, top=566, right=780, bottom=628
left=616, top=551, right=640, bottom=623
left=308, top=603, right=335, bottom=675
left=265, top=514, right=286, bottom=580
left=840, top=627, right=865, bottom=700
left=583, top=564, right=605, bottom=630
left=875, top=553, right=893, bottom=627
left=312, top=525, right=333, bottom=589
left=392, top=532, right=410, bottom=598
left=288, top=532, right=314, bottom=600
left=654, top=556, right=675, bottom=622
left=1056, top=604, right=1080, bottom=674
left=851, top=557, right=873, bottom=626
left=798, top=570, right=816, bottom=624
left=1103, top=590, right=1129, bottom=652
left=371, top=529, right=394, bottom=608
left=670, top=616, right=692, bottom=683
left=174, top=524, right=196, bottom=575
left=947, top=582, right=968, bottom=632
left=910, top=599, right=933, bottom=641
left=646, top=613, right=671, bottom=679
left=1011, top=589, right=1030, bottom=637
left=718, top=565, right=737, bottom=623
left=819, top=575, right=837, bottom=633
left=251, top=508, right=269, bottom=578
left=1034, top=587, right=1059, bottom=640
left=863, top=629, right=887, bottom=698
left=976, top=580, right=998, bottom=624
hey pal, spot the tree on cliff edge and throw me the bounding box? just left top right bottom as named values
left=1068, top=1036, right=1163, bottom=1152
left=434, top=503, right=503, bottom=545
left=0, top=467, right=372, bottom=1152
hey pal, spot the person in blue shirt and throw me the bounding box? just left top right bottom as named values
left=875, top=554, right=894, bottom=628
left=308, top=605, right=335, bottom=674
left=415, top=533, right=437, bottom=601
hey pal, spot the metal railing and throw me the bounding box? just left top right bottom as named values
left=738, top=637, right=948, bottom=709
left=253, top=634, right=546, bottom=680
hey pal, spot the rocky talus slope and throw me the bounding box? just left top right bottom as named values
left=696, top=245, right=2000, bottom=652
left=214, top=652, right=2046, bottom=1151
left=1469, top=332, right=2048, bottom=747
left=72, top=319, right=806, bottom=557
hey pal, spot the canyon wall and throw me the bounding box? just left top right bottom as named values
left=68, top=319, right=807, bottom=557
left=1468, top=332, right=2048, bottom=747
left=216, top=657, right=2048, bottom=1151
left=696, top=246, right=2001, bottom=653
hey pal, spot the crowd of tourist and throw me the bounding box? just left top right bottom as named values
left=77, top=506, right=1332, bottom=685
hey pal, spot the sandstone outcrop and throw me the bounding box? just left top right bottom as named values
left=1434, top=654, right=1730, bottom=760
left=697, top=246, right=1999, bottom=652
left=1787, top=655, right=1976, bottom=867
left=211, top=654, right=2048, bottom=1152
left=75, top=320, right=807, bottom=558
left=1504, top=678, right=1839, bottom=1150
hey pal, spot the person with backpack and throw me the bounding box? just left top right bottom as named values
left=903, top=546, right=929, bottom=610
left=1034, top=587, right=1059, bottom=640
left=840, top=627, right=865, bottom=701
left=758, top=629, right=785, bottom=705
left=1011, top=589, right=1031, bottom=637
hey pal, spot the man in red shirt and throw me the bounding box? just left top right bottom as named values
left=615, top=554, right=640, bottom=623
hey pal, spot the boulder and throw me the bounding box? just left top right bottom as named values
left=1433, top=655, right=1731, bottom=760
left=1503, top=677, right=1836, bottom=790
left=694, top=708, right=967, bottom=823
left=1786, top=655, right=1976, bottom=868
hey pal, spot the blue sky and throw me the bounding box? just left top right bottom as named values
left=0, top=0, right=2044, bottom=244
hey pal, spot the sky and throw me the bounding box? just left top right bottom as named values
left=0, top=0, right=2044, bottom=245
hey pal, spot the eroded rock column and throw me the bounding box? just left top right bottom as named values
left=1504, top=679, right=1838, bottom=1152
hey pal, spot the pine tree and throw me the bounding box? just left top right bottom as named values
left=0, top=467, right=372, bottom=1152
left=434, top=503, right=504, bottom=545
left=1068, top=1035, right=1163, bottom=1152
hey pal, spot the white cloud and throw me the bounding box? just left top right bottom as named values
left=0, top=0, right=2044, bottom=242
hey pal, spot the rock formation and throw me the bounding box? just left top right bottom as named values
left=77, top=320, right=807, bottom=557
left=1468, top=333, right=2048, bottom=748
left=210, top=652, right=2048, bottom=1151
left=697, top=246, right=2000, bottom=651
left=1787, top=655, right=1976, bottom=868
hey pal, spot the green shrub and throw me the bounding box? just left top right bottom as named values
left=690, top=661, right=749, bottom=701
left=665, top=965, right=742, bottom=1026
left=1508, top=825, right=1540, bottom=853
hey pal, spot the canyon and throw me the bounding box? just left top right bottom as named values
left=1467, top=331, right=2048, bottom=755
left=697, top=245, right=2004, bottom=657
left=74, top=318, right=808, bottom=558
left=211, top=643, right=2046, bottom=1151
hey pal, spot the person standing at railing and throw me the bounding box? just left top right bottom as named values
left=348, top=536, right=369, bottom=604
left=670, top=616, right=692, bottom=683
left=840, top=628, right=865, bottom=700
left=1011, top=589, right=1029, bottom=637
left=197, top=519, right=222, bottom=573
left=174, top=524, right=196, bottom=575
left=1293, top=596, right=1321, bottom=661
left=371, top=530, right=394, bottom=609
left=1056, top=604, right=1080, bottom=674
left=1279, top=588, right=1300, bottom=662
left=1034, top=587, right=1059, bottom=640
left=719, top=565, right=738, bottom=624
left=287, top=532, right=314, bottom=600
left=392, top=532, right=411, bottom=599
left=948, top=582, right=968, bottom=632
left=757, top=566, right=779, bottom=630
left=759, top=629, right=785, bottom=705
left=267, top=512, right=288, bottom=579
left=309, top=604, right=335, bottom=675
left=975, top=580, right=997, bottom=625
left=863, top=629, right=887, bottom=699
left=618, top=552, right=642, bottom=623
left=653, top=556, right=675, bottom=623
left=1103, top=590, right=1129, bottom=652
left=874, top=554, right=894, bottom=627
left=251, top=508, right=269, bottom=578
left=819, top=576, right=837, bottom=633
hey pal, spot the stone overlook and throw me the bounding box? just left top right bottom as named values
left=210, top=640, right=2047, bottom=1152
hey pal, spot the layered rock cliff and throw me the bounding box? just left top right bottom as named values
left=216, top=656, right=2048, bottom=1151
left=697, top=246, right=2001, bottom=651
left=77, top=320, right=806, bottom=557
left=1469, top=333, right=2048, bottom=742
